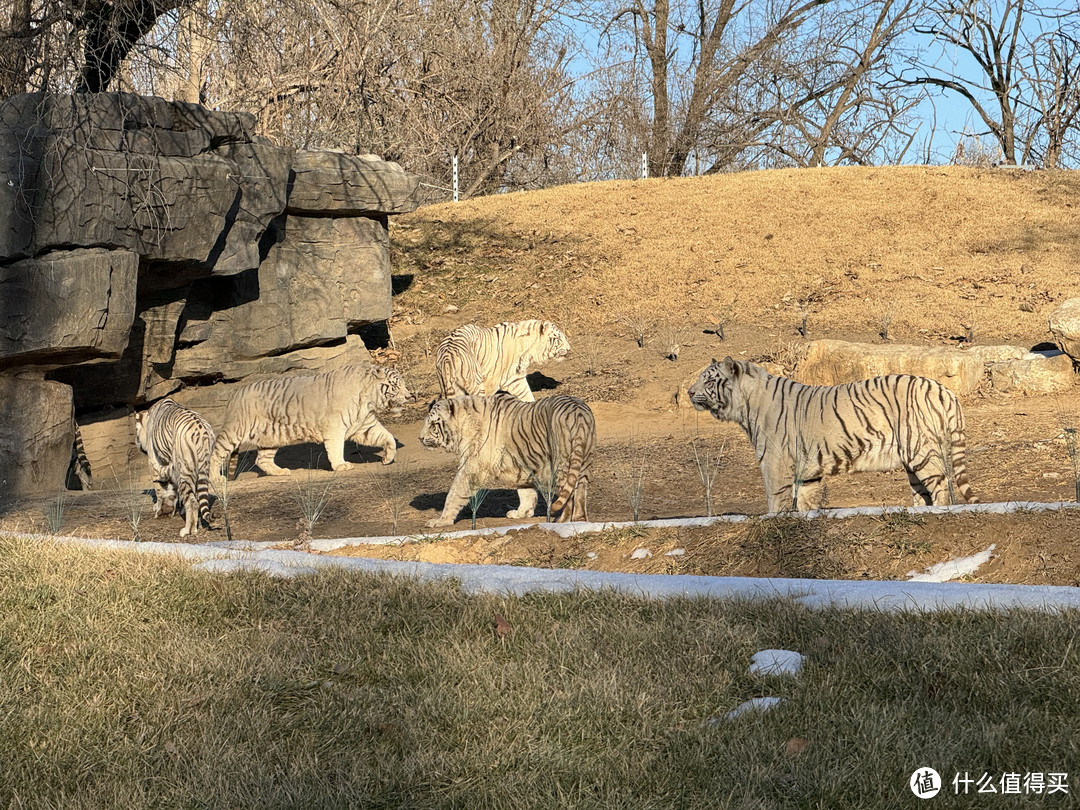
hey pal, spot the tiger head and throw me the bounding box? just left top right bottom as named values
left=688, top=357, right=742, bottom=420
left=372, top=366, right=410, bottom=416
left=537, top=321, right=571, bottom=362
left=133, top=409, right=149, bottom=452
left=419, top=399, right=459, bottom=454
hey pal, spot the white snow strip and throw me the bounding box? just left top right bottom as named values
left=907, top=544, right=997, bottom=583
left=307, top=500, right=1080, bottom=550
left=719, top=697, right=783, bottom=721
left=192, top=557, right=321, bottom=578
left=748, top=649, right=805, bottom=677
left=12, top=531, right=1080, bottom=614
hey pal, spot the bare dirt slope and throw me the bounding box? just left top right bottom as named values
left=8, top=166, right=1080, bottom=586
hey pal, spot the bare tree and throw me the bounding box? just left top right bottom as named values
left=1022, top=29, right=1080, bottom=167
left=778, top=0, right=922, bottom=167
left=588, top=0, right=839, bottom=177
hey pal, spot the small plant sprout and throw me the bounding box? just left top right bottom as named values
left=115, top=468, right=146, bottom=542
left=878, top=303, right=897, bottom=342
left=44, top=489, right=67, bottom=535
left=467, top=475, right=490, bottom=530
left=617, top=308, right=650, bottom=348
left=1054, top=403, right=1080, bottom=502
left=292, top=457, right=336, bottom=545
left=615, top=436, right=649, bottom=522
left=689, top=435, right=726, bottom=518
left=659, top=325, right=688, bottom=361
left=960, top=320, right=975, bottom=344
left=530, top=450, right=563, bottom=522
left=796, top=313, right=809, bottom=338
left=368, top=458, right=413, bottom=535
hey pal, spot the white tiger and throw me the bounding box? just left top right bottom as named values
left=133, top=398, right=215, bottom=537
left=419, top=392, right=595, bottom=526
left=688, top=357, right=979, bottom=512
left=435, top=319, right=571, bottom=402
left=210, top=364, right=409, bottom=482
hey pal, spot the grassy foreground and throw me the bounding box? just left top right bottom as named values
left=1, top=535, right=1078, bottom=808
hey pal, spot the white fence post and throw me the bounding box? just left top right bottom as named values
left=452, top=156, right=459, bottom=202
left=641, top=152, right=648, bottom=180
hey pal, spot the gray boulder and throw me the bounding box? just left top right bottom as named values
left=989, top=351, right=1076, bottom=396
left=287, top=150, right=420, bottom=216
left=0, top=376, right=74, bottom=498
left=1049, top=299, right=1080, bottom=362
left=0, top=248, right=137, bottom=370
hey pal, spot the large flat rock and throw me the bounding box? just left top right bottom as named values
left=795, top=339, right=985, bottom=396
left=287, top=151, right=420, bottom=216
left=0, top=248, right=137, bottom=370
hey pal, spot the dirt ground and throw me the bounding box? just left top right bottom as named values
left=5, top=167, right=1080, bottom=588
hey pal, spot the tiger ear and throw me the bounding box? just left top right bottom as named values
left=721, top=356, right=739, bottom=375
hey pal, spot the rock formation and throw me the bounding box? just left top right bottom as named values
left=0, top=92, right=418, bottom=498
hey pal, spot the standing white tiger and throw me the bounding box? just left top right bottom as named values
left=420, top=392, right=595, bottom=526
left=688, top=357, right=978, bottom=512
left=211, top=364, right=409, bottom=482
left=134, top=398, right=215, bottom=537
left=435, top=319, right=571, bottom=402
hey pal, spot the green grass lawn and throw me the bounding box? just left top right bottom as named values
left=1, top=534, right=1078, bottom=808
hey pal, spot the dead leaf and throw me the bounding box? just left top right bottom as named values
left=784, top=738, right=809, bottom=757
left=494, top=614, right=512, bottom=639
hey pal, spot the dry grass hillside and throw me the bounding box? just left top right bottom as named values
left=391, top=166, right=1080, bottom=347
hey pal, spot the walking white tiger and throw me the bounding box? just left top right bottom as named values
left=435, top=319, right=571, bottom=402
left=688, top=357, right=978, bottom=512
left=134, top=398, right=215, bottom=537
left=211, top=364, right=409, bottom=482
left=419, top=392, right=595, bottom=526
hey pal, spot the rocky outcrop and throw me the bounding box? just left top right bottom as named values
left=988, top=351, right=1076, bottom=396
left=1049, top=299, right=1080, bottom=362
left=795, top=339, right=1077, bottom=398
left=795, top=340, right=986, bottom=396
left=0, top=92, right=419, bottom=497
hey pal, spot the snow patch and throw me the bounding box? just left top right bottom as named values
left=748, top=649, right=805, bottom=677
left=665, top=548, right=686, bottom=557
left=716, top=697, right=783, bottom=722
left=907, top=544, right=996, bottom=583
left=630, top=548, right=652, bottom=560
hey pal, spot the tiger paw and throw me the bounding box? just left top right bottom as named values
left=331, top=461, right=356, bottom=472
left=506, top=508, right=534, bottom=519
left=262, top=467, right=292, bottom=476
left=426, top=517, right=452, bottom=528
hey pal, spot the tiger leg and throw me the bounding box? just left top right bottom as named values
left=794, top=478, right=824, bottom=512
left=503, top=375, right=536, bottom=402
left=353, top=419, right=398, bottom=465
left=154, top=481, right=177, bottom=518
left=906, top=471, right=934, bottom=507
left=323, top=428, right=354, bottom=472
left=256, top=448, right=291, bottom=476
left=567, top=476, right=589, bottom=522
left=760, top=464, right=794, bottom=513
left=427, top=468, right=473, bottom=528
left=506, top=488, right=538, bottom=520
left=178, top=481, right=199, bottom=537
